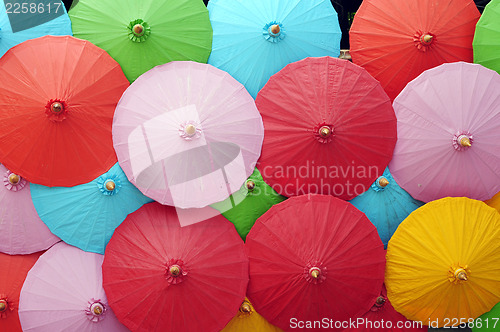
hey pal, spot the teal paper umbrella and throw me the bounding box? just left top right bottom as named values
left=211, top=168, right=286, bottom=240
left=349, top=167, right=424, bottom=248
left=30, top=163, right=152, bottom=254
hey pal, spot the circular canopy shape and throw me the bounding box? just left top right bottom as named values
left=255, top=56, right=397, bottom=200
left=350, top=0, right=480, bottom=100
left=207, top=0, right=341, bottom=98
left=473, top=0, right=500, bottom=75
left=246, top=194, right=386, bottom=330
left=18, top=242, right=128, bottom=332
left=113, top=61, right=264, bottom=208
left=0, top=35, right=129, bottom=187
left=386, top=197, right=500, bottom=327
left=102, top=202, right=248, bottom=332
left=389, top=62, right=500, bottom=202
left=69, top=0, right=213, bottom=82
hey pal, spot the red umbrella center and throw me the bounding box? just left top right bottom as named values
left=0, top=299, right=7, bottom=313
left=314, top=123, right=334, bottom=143
left=370, top=295, right=387, bottom=312
left=166, top=259, right=188, bottom=284
left=413, top=31, right=435, bottom=51
left=304, top=264, right=327, bottom=284
left=45, top=99, right=68, bottom=122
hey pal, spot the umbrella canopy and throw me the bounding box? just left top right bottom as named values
left=349, top=167, right=424, bottom=248
left=30, top=163, right=152, bottom=254
left=386, top=197, right=500, bottom=327
left=221, top=298, right=283, bottom=332
left=113, top=61, right=264, bottom=209
left=473, top=302, right=500, bottom=331
left=389, top=62, right=500, bottom=202
left=485, top=192, right=500, bottom=213
left=473, top=0, right=500, bottom=75
left=0, top=0, right=72, bottom=57
left=350, top=0, right=480, bottom=100
left=207, top=0, right=341, bottom=98
left=0, top=164, right=59, bottom=254
left=18, top=242, right=128, bottom=332
left=0, top=251, right=41, bottom=332
left=0, top=35, right=129, bottom=187
left=246, top=194, right=386, bottom=331
left=211, top=168, right=286, bottom=241
left=102, top=202, right=248, bottom=332
left=255, top=56, right=397, bottom=200
left=344, top=285, right=427, bottom=332
left=69, top=0, right=212, bottom=82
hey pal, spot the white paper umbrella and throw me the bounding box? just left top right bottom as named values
left=18, top=242, right=129, bottom=332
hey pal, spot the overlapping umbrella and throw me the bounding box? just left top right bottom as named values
left=473, top=302, right=500, bottom=331
left=221, top=298, right=283, bottom=332
left=207, top=0, right=341, bottom=98
left=389, top=62, right=500, bottom=202
left=0, top=164, right=59, bottom=254
left=69, top=0, right=213, bottom=82
left=113, top=61, right=264, bottom=209
left=473, top=0, right=500, bottom=75
left=386, top=197, right=500, bottom=327
left=246, top=194, right=386, bottom=331
left=256, top=56, right=397, bottom=200
left=485, top=192, right=500, bottom=213
left=30, top=163, right=152, bottom=254
left=0, top=35, right=129, bottom=187
left=350, top=0, right=480, bottom=100
left=18, top=242, right=128, bottom=332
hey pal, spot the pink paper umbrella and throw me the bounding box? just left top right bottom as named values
left=0, top=164, right=59, bottom=254
left=389, top=62, right=500, bottom=202
left=113, top=61, right=264, bottom=209
left=18, top=242, right=129, bottom=332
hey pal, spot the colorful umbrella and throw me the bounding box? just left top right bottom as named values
left=18, top=242, right=128, bottom=332
left=0, top=251, right=41, bottom=332
left=389, top=62, right=500, bottom=202
left=0, top=164, right=59, bottom=254
left=113, top=61, right=264, bottom=209
left=255, top=56, right=397, bottom=200
left=349, top=167, right=424, bottom=248
left=344, top=285, right=427, bottom=332
left=102, top=202, right=248, bottom=332
left=207, top=0, right=341, bottom=98
left=30, top=163, right=152, bottom=254
left=386, top=197, right=500, bottom=327
left=221, top=298, right=283, bottom=332
left=0, top=35, right=129, bottom=187
left=211, top=168, right=286, bottom=241
left=69, top=0, right=212, bottom=82
left=473, top=302, right=500, bottom=331
left=0, top=0, right=72, bottom=57
left=246, top=194, right=386, bottom=331
left=473, top=0, right=500, bottom=75
left=485, top=192, right=500, bottom=213
left=349, top=0, right=480, bottom=100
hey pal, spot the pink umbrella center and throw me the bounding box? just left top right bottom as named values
left=86, top=299, right=107, bottom=322
left=179, top=121, right=202, bottom=140
left=3, top=170, right=27, bottom=191
left=453, top=133, right=473, bottom=151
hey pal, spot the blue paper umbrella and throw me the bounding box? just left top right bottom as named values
left=207, top=0, right=341, bottom=98
left=349, top=167, right=424, bottom=248
left=0, top=0, right=72, bottom=57
left=30, top=163, right=153, bottom=254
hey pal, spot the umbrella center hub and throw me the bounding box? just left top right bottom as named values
left=449, top=266, right=470, bottom=284
left=414, top=32, right=435, bottom=51
left=45, top=99, right=68, bottom=122
left=0, top=299, right=7, bottom=313
left=245, top=180, right=256, bottom=191
left=304, top=265, right=326, bottom=284
left=166, top=260, right=187, bottom=285
left=128, top=19, right=151, bottom=43
left=370, top=295, right=387, bottom=311
left=98, top=175, right=121, bottom=196
left=105, top=180, right=116, bottom=192
left=314, top=124, right=334, bottom=143
left=453, top=133, right=473, bottom=151
left=8, top=173, right=20, bottom=185
left=263, top=22, right=285, bottom=43
left=179, top=121, right=202, bottom=140
left=373, top=176, right=390, bottom=191
left=3, top=170, right=27, bottom=191
left=239, top=301, right=253, bottom=316
left=86, top=299, right=107, bottom=322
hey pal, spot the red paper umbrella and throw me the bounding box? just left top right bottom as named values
left=344, top=285, right=428, bottom=332
left=350, top=0, right=480, bottom=100
left=246, top=194, right=386, bottom=331
left=0, top=35, right=129, bottom=186
left=255, top=57, right=396, bottom=200
left=102, top=202, right=248, bottom=332
left=0, top=251, right=42, bottom=332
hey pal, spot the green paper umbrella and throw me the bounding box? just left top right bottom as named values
left=211, top=168, right=286, bottom=240
left=69, top=0, right=213, bottom=82
left=473, top=302, right=500, bottom=331
left=473, top=0, right=500, bottom=74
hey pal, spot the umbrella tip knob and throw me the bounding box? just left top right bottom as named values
left=105, top=180, right=115, bottom=191
left=270, top=24, right=280, bottom=35
left=422, top=34, right=433, bottom=43
left=50, top=102, right=64, bottom=114
left=375, top=296, right=386, bottom=306
left=184, top=124, right=197, bottom=137
left=8, top=173, right=20, bottom=185
left=460, top=136, right=472, bottom=147
left=310, top=267, right=321, bottom=279
left=0, top=300, right=7, bottom=312
left=133, top=24, right=144, bottom=36
left=240, top=302, right=252, bottom=313
left=453, top=268, right=469, bottom=282
left=319, top=126, right=332, bottom=138
left=245, top=180, right=256, bottom=191
left=378, top=177, right=389, bottom=187
left=169, top=265, right=181, bottom=276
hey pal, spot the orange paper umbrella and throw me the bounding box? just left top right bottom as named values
left=350, top=0, right=480, bottom=100
left=0, top=251, right=42, bottom=332
left=0, top=36, right=129, bottom=186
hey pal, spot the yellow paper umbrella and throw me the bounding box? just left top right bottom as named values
left=485, top=192, right=500, bottom=213
left=221, top=298, right=282, bottom=332
left=386, top=197, right=500, bottom=327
